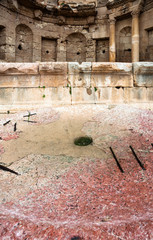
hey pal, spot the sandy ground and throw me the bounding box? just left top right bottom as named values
left=0, top=105, right=109, bottom=165
left=0, top=104, right=152, bottom=239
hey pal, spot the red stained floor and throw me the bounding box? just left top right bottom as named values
left=0, top=106, right=152, bottom=240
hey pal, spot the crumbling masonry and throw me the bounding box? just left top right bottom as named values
left=0, top=0, right=153, bottom=63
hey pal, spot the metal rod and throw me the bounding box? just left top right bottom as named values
left=130, top=145, right=146, bottom=170
left=0, top=164, right=20, bottom=175
left=110, top=147, right=124, bottom=173
left=23, top=120, right=37, bottom=123
left=23, top=113, right=36, bottom=117
left=14, top=123, right=17, bottom=132
left=3, top=120, right=11, bottom=126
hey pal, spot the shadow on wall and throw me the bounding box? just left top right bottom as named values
left=0, top=25, right=6, bottom=61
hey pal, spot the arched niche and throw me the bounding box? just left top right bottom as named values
left=15, top=24, right=33, bottom=62
left=117, top=26, right=132, bottom=62
left=66, top=33, right=86, bottom=63
left=0, top=25, right=6, bottom=61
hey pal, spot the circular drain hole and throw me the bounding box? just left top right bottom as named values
left=74, top=136, right=93, bottom=146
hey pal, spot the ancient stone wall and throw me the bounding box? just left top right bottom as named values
left=0, top=26, right=6, bottom=61
left=96, top=39, right=109, bottom=62
left=15, top=24, right=33, bottom=62
left=0, top=0, right=152, bottom=63
left=66, top=33, right=86, bottom=63
left=0, top=62, right=152, bottom=110
left=41, top=38, right=57, bottom=62
left=139, top=8, right=153, bottom=61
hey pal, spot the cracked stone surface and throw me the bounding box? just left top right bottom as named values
left=0, top=105, right=152, bottom=239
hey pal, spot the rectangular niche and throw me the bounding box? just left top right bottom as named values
left=146, top=29, right=153, bottom=61
left=0, top=26, right=6, bottom=61
left=41, top=37, right=57, bottom=62
left=96, top=39, right=109, bottom=62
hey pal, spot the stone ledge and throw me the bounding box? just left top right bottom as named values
left=0, top=63, right=39, bottom=75
left=133, top=62, right=153, bottom=87
left=68, top=62, right=91, bottom=87
left=92, top=62, right=132, bottom=73
left=39, top=62, right=68, bottom=87
left=39, top=62, right=68, bottom=75
left=91, top=63, right=133, bottom=87
left=68, top=62, right=92, bottom=74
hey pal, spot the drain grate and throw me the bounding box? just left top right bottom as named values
left=74, top=136, right=93, bottom=146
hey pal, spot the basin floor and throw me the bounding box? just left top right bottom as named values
left=0, top=105, right=152, bottom=239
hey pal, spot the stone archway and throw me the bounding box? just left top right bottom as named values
left=117, top=26, right=132, bottom=62
left=15, top=24, right=33, bottom=62
left=66, top=33, right=86, bottom=63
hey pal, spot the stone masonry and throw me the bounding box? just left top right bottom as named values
left=0, top=0, right=153, bottom=63
left=0, top=62, right=152, bottom=110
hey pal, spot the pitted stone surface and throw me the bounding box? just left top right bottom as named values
left=0, top=63, right=39, bottom=75
left=133, top=62, right=153, bottom=87
left=91, top=62, right=133, bottom=87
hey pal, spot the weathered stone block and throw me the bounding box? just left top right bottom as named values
left=0, top=63, right=39, bottom=75
left=39, top=62, right=68, bottom=87
left=133, top=62, right=153, bottom=87
left=41, top=87, right=71, bottom=105
left=0, top=75, right=40, bottom=88
left=0, top=87, right=71, bottom=107
left=68, top=62, right=91, bottom=87
left=95, top=87, right=124, bottom=104
left=124, top=87, right=147, bottom=103
left=146, top=88, right=153, bottom=102
left=72, top=87, right=95, bottom=104
left=91, top=63, right=133, bottom=87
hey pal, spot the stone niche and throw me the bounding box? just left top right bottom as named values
left=117, top=26, right=132, bottom=62
left=66, top=33, right=86, bottom=63
left=0, top=26, right=6, bottom=61
left=15, top=24, right=33, bottom=62
left=96, top=39, right=109, bottom=62
left=41, top=38, right=57, bottom=62
left=146, top=29, right=153, bottom=61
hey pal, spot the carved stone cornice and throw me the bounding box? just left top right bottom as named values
left=106, top=0, right=135, bottom=10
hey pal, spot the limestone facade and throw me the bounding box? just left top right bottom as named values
left=0, top=0, right=153, bottom=63
left=0, top=62, right=152, bottom=110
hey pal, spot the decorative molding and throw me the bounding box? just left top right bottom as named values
left=106, top=0, right=135, bottom=10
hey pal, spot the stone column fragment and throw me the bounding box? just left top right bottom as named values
left=132, top=10, right=140, bottom=62
left=109, top=18, right=116, bottom=62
